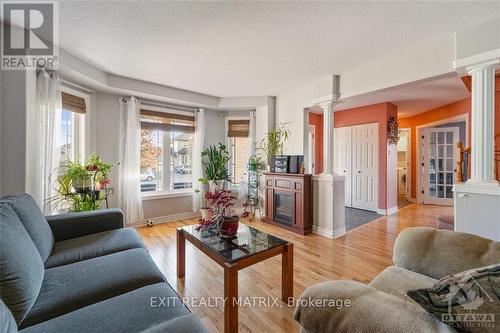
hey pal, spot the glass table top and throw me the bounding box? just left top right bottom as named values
left=181, top=224, right=287, bottom=263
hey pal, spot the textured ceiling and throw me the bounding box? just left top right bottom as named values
left=58, top=1, right=500, bottom=97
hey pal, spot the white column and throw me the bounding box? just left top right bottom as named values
left=466, top=61, right=499, bottom=186
left=321, top=102, right=334, bottom=175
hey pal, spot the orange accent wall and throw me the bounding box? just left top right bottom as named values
left=401, top=78, right=500, bottom=199
left=308, top=113, right=324, bottom=174
left=334, top=102, right=398, bottom=210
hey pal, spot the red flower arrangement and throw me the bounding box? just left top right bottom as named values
left=196, top=189, right=251, bottom=237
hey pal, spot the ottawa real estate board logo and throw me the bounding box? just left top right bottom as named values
left=1, top=1, right=58, bottom=70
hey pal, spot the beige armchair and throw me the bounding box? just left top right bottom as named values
left=294, top=227, right=500, bottom=333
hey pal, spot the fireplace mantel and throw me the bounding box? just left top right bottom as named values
left=263, top=172, right=312, bottom=235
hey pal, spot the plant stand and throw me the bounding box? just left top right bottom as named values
left=247, top=168, right=262, bottom=221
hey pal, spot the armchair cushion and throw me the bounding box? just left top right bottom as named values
left=46, top=208, right=124, bottom=242
left=294, top=280, right=454, bottom=333
left=44, top=228, right=145, bottom=268
left=393, top=227, right=500, bottom=279
left=1, top=193, right=54, bottom=262
left=369, top=266, right=437, bottom=301
left=0, top=204, right=44, bottom=325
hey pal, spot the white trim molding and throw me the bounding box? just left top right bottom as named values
left=132, top=211, right=201, bottom=228
left=312, top=225, right=346, bottom=239
left=377, top=207, right=399, bottom=216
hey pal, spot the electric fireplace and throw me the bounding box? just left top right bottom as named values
left=263, top=172, right=312, bottom=235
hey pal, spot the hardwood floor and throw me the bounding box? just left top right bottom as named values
left=137, top=203, right=452, bottom=333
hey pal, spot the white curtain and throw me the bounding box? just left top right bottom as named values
left=119, top=97, right=144, bottom=224
left=192, top=108, right=206, bottom=212
left=248, top=111, right=256, bottom=157
left=32, top=69, right=62, bottom=214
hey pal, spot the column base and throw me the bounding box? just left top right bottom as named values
left=465, top=179, right=500, bottom=188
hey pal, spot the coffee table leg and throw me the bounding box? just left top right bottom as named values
left=177, top=228, right=185, bottom=278
left=224, top=266, right=238, bottom=333
left=282, top=243, right=293, bottom=304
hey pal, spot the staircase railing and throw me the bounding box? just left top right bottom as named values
left=457, top=132, right=500, bottom=183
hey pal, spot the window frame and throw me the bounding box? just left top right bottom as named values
left=139, top=104, right=195, bottom=197
left=225, top=116, right=250, bottom=188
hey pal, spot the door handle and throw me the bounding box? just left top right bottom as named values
left=358, top=171, right=362, bottom=174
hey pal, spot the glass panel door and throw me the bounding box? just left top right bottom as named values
left=423, top=127, right=459, bottom=205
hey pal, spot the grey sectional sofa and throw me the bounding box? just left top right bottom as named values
left=0, top=193, right=208, bottom=333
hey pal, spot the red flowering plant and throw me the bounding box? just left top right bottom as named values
left=196, top=189, right=251, bottom=232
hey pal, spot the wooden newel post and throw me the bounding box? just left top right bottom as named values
left=456, top=141, right=464, bottom=183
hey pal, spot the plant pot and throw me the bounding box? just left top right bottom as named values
left=200, top=207, right=211, bottom=220
left=219, top=216, right=239, bottom=238
left=209, top=180, right=226, bottom=192
left=73, top=176, right=92, bottom=193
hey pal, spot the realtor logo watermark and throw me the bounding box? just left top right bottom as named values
left=1, top=1, right=58, bottom=69
left=441, top=272, right=496, bottom=330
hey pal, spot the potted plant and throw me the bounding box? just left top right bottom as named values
left=199, top=143, right=231, bottom=191
left=258, top=122, right=291, bottom=169
left=50, top=154, right=115, bottom=212
left=194, top=188, right=211, bottom=220
left=203, top=189, right=250, bottom=238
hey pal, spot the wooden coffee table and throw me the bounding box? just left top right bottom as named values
left=177, top=224, right=293, bottom=333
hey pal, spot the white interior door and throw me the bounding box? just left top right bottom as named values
left=352, top=123, right=378, bottom=212
left=308, top=125, right=316, bottom=175
left=422, top=127, right=458, bottom=205
left=334, top=126, right=352, bottom=207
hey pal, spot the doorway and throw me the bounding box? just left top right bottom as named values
left=420, top=126, right=459, bottom=205
left=397, top=128, right=411, bottom=208
left=308, top=125, right=316, bottom=175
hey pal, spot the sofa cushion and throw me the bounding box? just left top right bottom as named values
left=0, top=204, right=45, bottom=325
left=369, top=266, right=437, bottom=301
left=44, top=228, right=145, bottom=268
left=20, top=248, right=165, bottom=328
left=408, top=264, right=500, bottom=333
left=1, top=194, right=54, bottom=262
left=19, top=283, right=208, bottom=333
left=294, top=280, right=455, bottom=333
left=1, top=298, right=18, bottom=333
left=393, top=227, right=500, bottom=279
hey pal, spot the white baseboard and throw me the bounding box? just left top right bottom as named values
left=386, top=206, right=398, bottom=215
left=333, top=226, right=347, bottom=238
left=312, top=225, right=346, bottom=239
left=132, top=211, right=201, bottom=228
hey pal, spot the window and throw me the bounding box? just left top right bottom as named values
left=58, top=89, right=87, bottom=166
left=140, top=109, right=194, bottom=193
left=227, top=119, right=250, bottom=185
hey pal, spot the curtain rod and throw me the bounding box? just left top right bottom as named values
left=139, top=98, right=198, bottom=113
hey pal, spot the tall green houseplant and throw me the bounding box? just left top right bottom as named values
left=199, top=143, right=231, bottom=184
left=258, top=122, right=291, bottom=158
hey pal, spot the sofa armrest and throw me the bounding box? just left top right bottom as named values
left=294, top=280, right=454, bottom=333
left=393, top=227, right=500, bottom=279
left=46, top=208, right=124, bottom=241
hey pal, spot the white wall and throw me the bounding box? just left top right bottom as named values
left=204, top=111, right=226, bottom=149
left=275, top=82, right=315, bottom=154
left=341, top=36, right=455, bottom=100
left=0, top=69, right=29, bottom=196
left=455, top=17, right=500, bottom=60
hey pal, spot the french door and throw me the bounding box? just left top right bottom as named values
left=334, top=126, right=352, bottom=206
left=351, top=123, right=379, bottom=211
left=422, top=127, right=459, bottom=205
